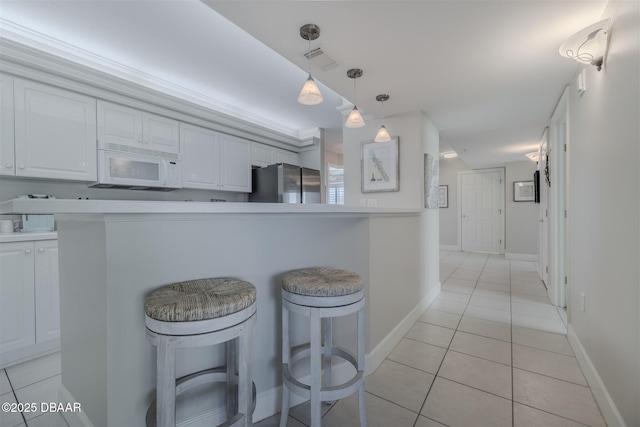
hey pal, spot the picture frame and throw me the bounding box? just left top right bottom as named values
left=424, top=153, right=439, bottom=208
left=439, top=185, right=448, bottom=208
left=361, top=137, right=399, bottom=193
left=514, top=180, right=535, bottom=202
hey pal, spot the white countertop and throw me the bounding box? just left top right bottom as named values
left=0, top=231, right=57, bottom=243
left=0, top=199, right=422, bottom=216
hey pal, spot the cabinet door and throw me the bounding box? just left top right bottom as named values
left=220, top=134, right=251, bottom=193
left=34, top=240, right=60, bottom=343
left=251, top=142, right=274, bottom=167
left=0, top=242, right=35, bottom=354
left=181, top=123, right=220, bottom=189
left=0, top=74, right=15, bottom=176
left=275, top=149, right=299, bottom=166
left=97, top=100, right=143, bottom=147
left=14, top=79, right=97, bottom=181
left=144, top=113, right=180, bottom=154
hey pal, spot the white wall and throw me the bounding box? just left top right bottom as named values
left=438, top=159, right=539, bottom=256
left=343, top=111, right=424, bottom=209
left=567, top=2, right=639, bottom=425
left=438, top=156, right=470, bottom=248
left=505, top=161, right=538, bottom=256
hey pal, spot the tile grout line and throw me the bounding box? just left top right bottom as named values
left=2, top=370, right=28, bottom=427
left=509, top=258, right=515, bottom=427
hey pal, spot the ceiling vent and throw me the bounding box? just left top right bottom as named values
left=304, top=47, right=338, bottom=71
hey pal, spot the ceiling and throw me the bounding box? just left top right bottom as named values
left=0, top=0, right=606, bottom=168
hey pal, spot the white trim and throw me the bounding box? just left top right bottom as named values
left=439, top=244, right=459, bottom=251
left=504, top=253, right=538, bottom=261
left=567, top=325, right=627, bottom=427
left=365, top=283, right=440, bottom=375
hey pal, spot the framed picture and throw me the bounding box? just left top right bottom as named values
left=424, top=153, right=439, bottom=208
left=514, top=181, right=535, bottom=202
left=439, top=185, right=448, bottom=208
left=361, top=137, right=399, bottom=193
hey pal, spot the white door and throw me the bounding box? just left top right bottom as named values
left=539, top=132, right=550, bottom=286
left=459, top=169, right=504, bottom=253
left=143, top=113, right=180, bottom=154
left=220, top=134, right=252, bottom=193
left=181, top=123, right=221, bottom=190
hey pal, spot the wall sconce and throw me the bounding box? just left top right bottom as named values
left=559, top=18, right=611, bottom=71
left=345, top=68, right=365, bottom=128
left=525, top=152, right=540, bottom=162
left=298, top=24, right=323, bottom=105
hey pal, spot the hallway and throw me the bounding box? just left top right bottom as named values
left=260, top=251, right=606, bottom=427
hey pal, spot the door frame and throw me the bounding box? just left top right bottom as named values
left=547, top=87, right=568, bottom=307
left=458, top=167, right=505, bottom=254
left=538, top=128, right=549, bottom=286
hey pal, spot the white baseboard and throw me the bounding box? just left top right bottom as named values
left=567, top=324, right=627, bottom=427
left=504, top=253, right=538, bottom=261
left=57, top=285, right=443, bottom=426
left=365, top=282, right=441, bottom=375
left=58, top=384, right=95, bottom=427
left=439, top=244, right=459, bottom=251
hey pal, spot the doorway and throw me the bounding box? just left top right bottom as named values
left=459, top=168, right=505, bottom=253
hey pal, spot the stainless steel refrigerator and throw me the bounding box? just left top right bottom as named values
left=249, top=163, right=321, bottom=203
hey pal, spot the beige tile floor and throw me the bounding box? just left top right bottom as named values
left=258, top=251, right=607, bottom=427
left=0, top=252, right=607, bottom=427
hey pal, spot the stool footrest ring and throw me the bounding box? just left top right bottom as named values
left=146, top=367, right=256, bottom=427
left=282, top=343, right=365, bottom=402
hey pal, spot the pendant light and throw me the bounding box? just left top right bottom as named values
left=298, top=24, right=323, bottom=105
left=345, top=68, right=365, bottom=128
left=374, top=94, right=391, bottom=142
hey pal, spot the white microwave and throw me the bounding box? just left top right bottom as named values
left=91, top=143, right=181, bottom=191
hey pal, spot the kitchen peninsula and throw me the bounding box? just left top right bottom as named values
left=0, top=199, right=432, bottom=427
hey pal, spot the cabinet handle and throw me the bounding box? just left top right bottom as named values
left=4, top=163, right=12, bottom=168
left=25, top=249, right=32, bottom=254
left=38, top=247, right=45, bottom=253
left=19, top=165, right=25, bottom=169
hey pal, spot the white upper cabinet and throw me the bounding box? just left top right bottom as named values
left=13, top=78, right=97, bottom=181
left=219, top=134, right=251, bottom=192
left=181, top=124, right=251, bottom=193
left=97, top=100, right=180, bottom=154
left=0, top=74, right=15, bottom=176
left=181, top=123, right=221, bottom=189
left=251, top=141, right=298, bottom=167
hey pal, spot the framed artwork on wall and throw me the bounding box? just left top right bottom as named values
left=439, top=185, right=448, bottom=208
left=514, top=180, right=535, bottom=202
left=424, top=153, right=439, bottom=208
left=361, top=137, right=399, bottom=193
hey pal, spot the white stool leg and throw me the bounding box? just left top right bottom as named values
left=322, top=317, right=332, bottom=398
left=226, top=337, right=238, bottom=420
left=239, top=324, right=253, bottom=427
left=279, top=304, right=290, bottom=427
left=156, top=335, right=176, bottom=427
left=310, top=308, right=322, bottom=427
left=357, top=305, right=367, bottom=427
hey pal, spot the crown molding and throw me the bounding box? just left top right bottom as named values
left=0, top=20, right=315, bottom=149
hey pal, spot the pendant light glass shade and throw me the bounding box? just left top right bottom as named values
left=298, top=24, right=323, bottom=105
left=374, top=125, right=391, bottom=142
left=298, top=75, right=324, bottom=105
left=346, top=106, right=365, bottom=128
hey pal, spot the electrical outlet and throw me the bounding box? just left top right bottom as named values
left=580, top=292, right=585, bottom=312
left=366, top=199, right=377, bottom=207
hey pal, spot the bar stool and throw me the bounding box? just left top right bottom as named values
left=144, top=277, right=257, bottom=427
left=279, top=267, right=366, bottom=427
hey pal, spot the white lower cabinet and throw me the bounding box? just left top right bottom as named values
left=181, top=124, right=251, bottom=192
left=0, top=238, right=60, bottom=368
